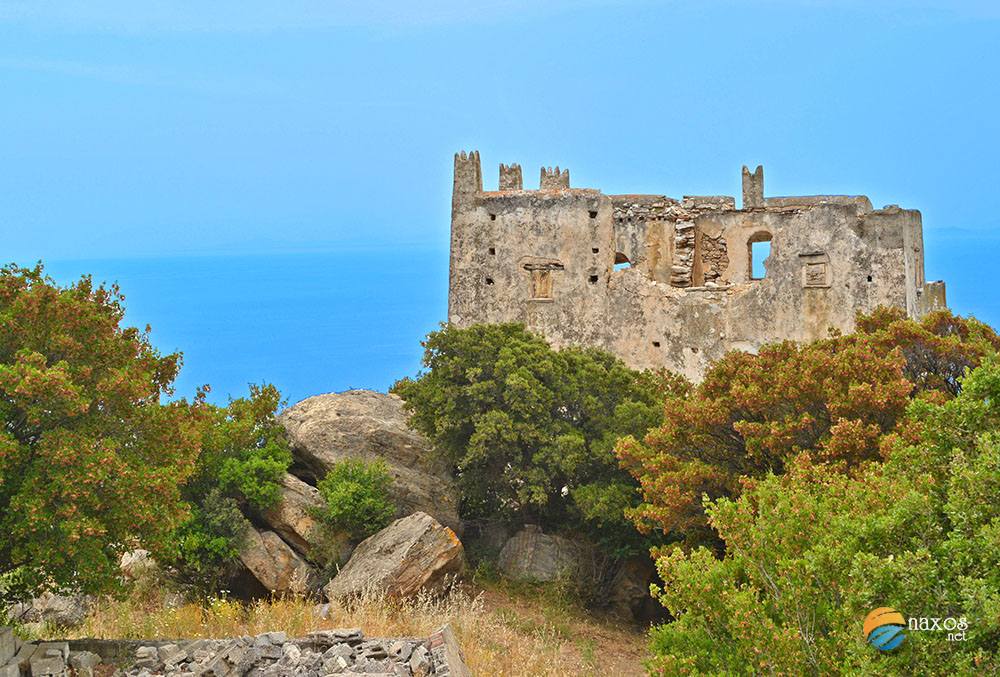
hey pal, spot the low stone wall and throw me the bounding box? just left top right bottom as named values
left=0, top=625, right=472, bottom=676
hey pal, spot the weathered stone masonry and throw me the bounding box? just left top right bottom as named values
left=448, top=151, right=947, bottom=380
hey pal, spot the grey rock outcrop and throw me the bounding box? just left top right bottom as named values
left=324, top=512, right=465, bottom=601
left=238, top=527, right=319, bottom=596
left=279, top=390, right=461, bottom=533
left=497, top=525, right=595, bottom=583
left=4, top=593, right=93, bottom=628
left=259, top=473, right=324, bottom=555
left=119, top=549, right=156, bottom=580
left=258, top=472, right=352, bottom=567
left=0, top=625, right=472, bottom=677
left=0, top=634, right=76, bottom=677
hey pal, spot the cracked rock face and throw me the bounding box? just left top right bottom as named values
left=238, top=527, right=320, bottom=597
left=278, top=390, right=461, bottom=534
left=324, top=512, right=466, bottom=602
left=497, top=525, right=594, bottom=583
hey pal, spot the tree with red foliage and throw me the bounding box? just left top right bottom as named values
left=616, top=308, right=999, bottom=547
left=0, top=264, right=204, bottom=602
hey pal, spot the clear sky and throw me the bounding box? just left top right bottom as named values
left=1, top=1, right=998, bottom=401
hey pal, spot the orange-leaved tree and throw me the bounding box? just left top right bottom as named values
left=0, top=264, right=204, bottom=602
left=616, top=308, right=999, bottom=547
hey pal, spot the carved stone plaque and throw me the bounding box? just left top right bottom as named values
left=804, top=262, right=828, bottom=287
left=799, top=251, right=831, bottom=288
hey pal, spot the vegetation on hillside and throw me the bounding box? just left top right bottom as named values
left=314, top=458, right=396, bottom=541
left=29, top=566, right=648, bottom=677
left=2, top=261, right=997, bottom=674
left=617, top=308, right=1000, bottom=548
left=393, top=322, right=674, bottom=559
left=645, top=355, right=1000, bottom=674
left=167, top=384, right=292, bottom=593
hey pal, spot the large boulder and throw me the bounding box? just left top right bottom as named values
left=497, top=525, right=595, bottom=583
left=239, top=527, right=320, bottom=596
left=278, top=390, right=461, bottom=533
left=258, top=473, right=352, bottom=565
left=324, top=512, right=465, bottom=601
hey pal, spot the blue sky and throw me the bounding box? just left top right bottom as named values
left=0, top=1, right=998, bottom=401
left=1, top=1, right=997, bottom=256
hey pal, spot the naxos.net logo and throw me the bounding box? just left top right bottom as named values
left=864, top=606, right=970, bottom=652
left=864, top=607, right=907, bottom=651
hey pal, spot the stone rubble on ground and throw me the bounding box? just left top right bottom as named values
left=0, top=629, right=89, bottom=677
left=0, top=625, right=471, bottom=677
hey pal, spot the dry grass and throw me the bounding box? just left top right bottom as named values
left=30, top=576, right=648, bottom=676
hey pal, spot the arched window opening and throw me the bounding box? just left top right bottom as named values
left=614, top=252, right=631, bottom=272
left=748, top=232, right=772, bottom=280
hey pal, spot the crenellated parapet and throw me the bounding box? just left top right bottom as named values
left=499, top=163, right=523, bottom=191
left=540, top=166, right=570, bottom=190
left=452, top=150, right=482, bottom=211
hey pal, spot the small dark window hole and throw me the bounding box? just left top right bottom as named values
left=867, top=275, right=873, bottom=282
left=485, top=277, right=494, bottom=285
left=589, top=275, right=598, bottom=284
left=592, top=248, right=599, bottom=254
left=589, top=210, right=598, bottom=218
left=652, top=341, right=661, bottom=348
left=489, top=247, right=496, bottom=255
left=489, top=213, right=496, bottom=221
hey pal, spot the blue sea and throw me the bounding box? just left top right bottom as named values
left=38, top=247, right=449, bottom=406
left=25, top=231, right=1000, bottom=407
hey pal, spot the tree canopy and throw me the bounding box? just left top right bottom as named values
left=0, top=264, right=203, bottom=602
left=647, top=354, right=1000, bottom=674
left=393, top=322, right=673, bottom=557
left=617, top=308, right=1000, bottom=547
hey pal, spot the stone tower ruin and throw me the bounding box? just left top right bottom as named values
left=447, top=150, right=947, bottom=380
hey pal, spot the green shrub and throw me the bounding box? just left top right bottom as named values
left=645, top=356, right=1000, bottom=675
left=171, top=488, right=251, bottom=592
left=316, top=459, right=396, bottom=541
left=165, top=383, right=292, bottom=592
left=393, top=323, right=672, bottom=559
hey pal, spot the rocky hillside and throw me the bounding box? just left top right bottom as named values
left=234, top=390, right=461, bottom=597
left=225, top=389, right=657, bottom=625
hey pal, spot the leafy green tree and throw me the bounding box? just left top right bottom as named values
left=167, top=384, right=292, bottom=591
left=646, top=356, right=1000, bottom=675
left=315, top=459, right=395, bottom=541
left=617, top=309, right=999, bottom=547
left=393, top=323, right=671, bottom=558
left=0, top=264, right=203, bottom=603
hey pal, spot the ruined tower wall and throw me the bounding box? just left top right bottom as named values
left=447, top=151, right=945, bottom=381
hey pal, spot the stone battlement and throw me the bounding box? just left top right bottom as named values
left=447, top=150, right=947, bottom=379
